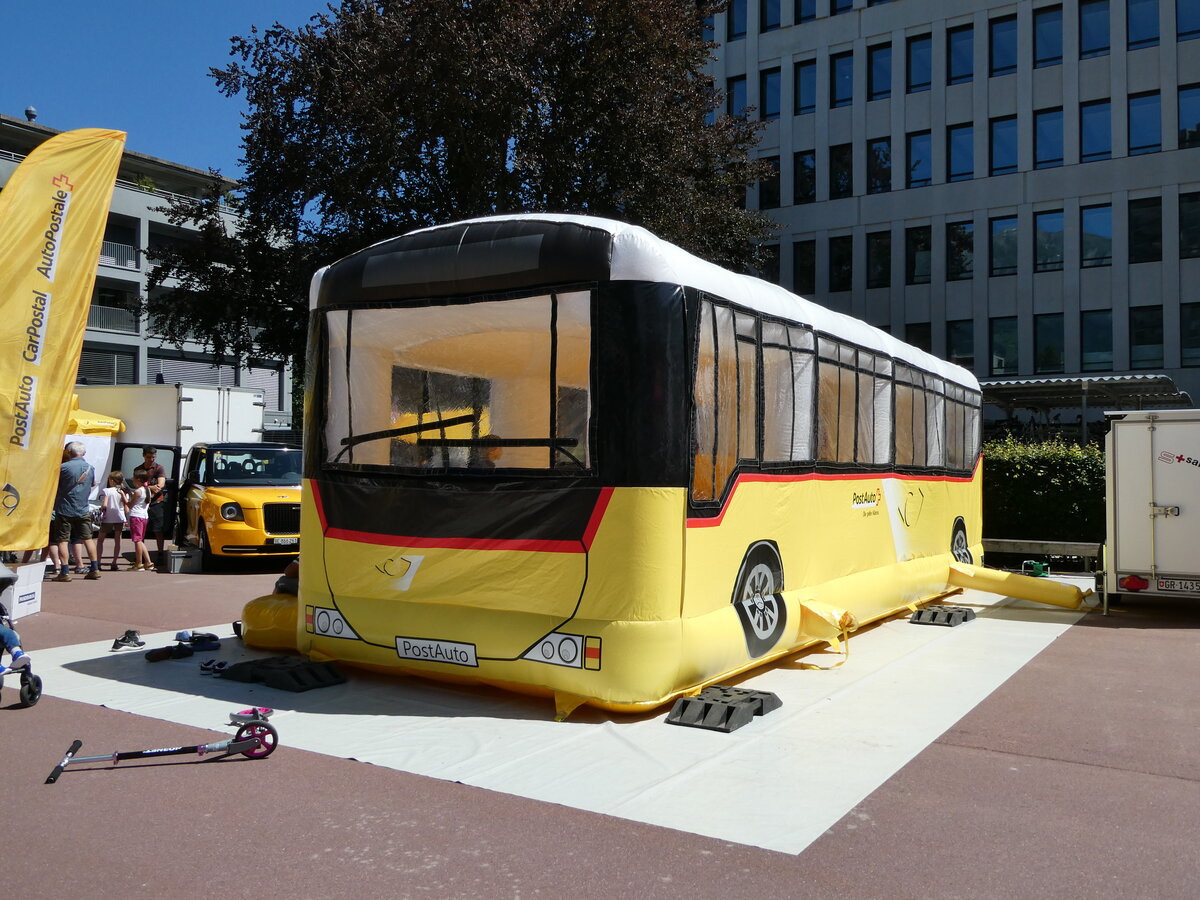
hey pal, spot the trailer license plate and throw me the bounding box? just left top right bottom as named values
left=271, top=537, right=298, bottom=546
left=1157, top=578, right=1200, bottom=593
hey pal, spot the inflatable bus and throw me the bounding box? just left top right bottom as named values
left=280, top=214, right=991, bottom=714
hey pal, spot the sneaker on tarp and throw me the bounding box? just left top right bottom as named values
left=111, top=630, right=145, bottom=652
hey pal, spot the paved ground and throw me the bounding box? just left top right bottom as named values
left=4, top=560, right=1198, bottom=899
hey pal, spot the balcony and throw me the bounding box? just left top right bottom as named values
left=87, top=304, right=139, bottom=334
left=99, top=240, right=138, bottom=269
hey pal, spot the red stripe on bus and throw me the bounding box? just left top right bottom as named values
left=686, top=461, right=981, bottom=529
left=581, top=487, right=614, bottom=550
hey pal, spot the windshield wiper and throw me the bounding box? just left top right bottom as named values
left=416, top=436, right=584, bottom=470
left=334, top=414, right=476, bottom=462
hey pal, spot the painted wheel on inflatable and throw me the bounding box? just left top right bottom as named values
left=731, top=541, right=788, bottom=658
left=951, top=517, right=973, bottom=564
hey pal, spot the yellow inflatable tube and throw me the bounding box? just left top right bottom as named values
left=947, top=562, right=1093, bottom=609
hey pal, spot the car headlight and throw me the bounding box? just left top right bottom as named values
left=220, top=502, right=244, bottom=521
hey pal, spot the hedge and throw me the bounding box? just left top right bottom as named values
left=981, top=436, right=1105, bottom=543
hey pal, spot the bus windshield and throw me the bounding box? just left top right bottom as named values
left=323, top=291, right=592, bottom=472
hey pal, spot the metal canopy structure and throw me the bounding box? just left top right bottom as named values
left=979, top=374, right=1192, bottom=416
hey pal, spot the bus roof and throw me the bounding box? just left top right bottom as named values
left=313, top=213, right=980, bottom=393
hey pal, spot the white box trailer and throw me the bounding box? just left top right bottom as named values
left=1105, top=409, right=1200, bottom=600
left=75, top=383, right=266, bottom=451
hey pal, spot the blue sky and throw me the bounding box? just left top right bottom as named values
left=1, top=1, right=324, bottom=179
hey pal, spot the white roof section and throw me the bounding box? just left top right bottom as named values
left=321, top=213, right=980, bottom=393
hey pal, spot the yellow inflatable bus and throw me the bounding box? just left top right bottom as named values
left=294, top=214, right=984, bottom=714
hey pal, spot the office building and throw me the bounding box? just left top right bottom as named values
left=711, top=0, right=1200, bottom=408
left=0, top=112, right=294, bottom=433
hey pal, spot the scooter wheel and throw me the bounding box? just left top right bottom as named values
left=235, top=721, right=278, bottom=758
left=19, top=674, right=42, bottom=707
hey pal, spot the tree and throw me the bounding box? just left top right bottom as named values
left=145, top=0, right=771, bottom=376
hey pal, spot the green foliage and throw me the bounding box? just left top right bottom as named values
left=145, top=0, right=772, bottom=376
left=982, top=436, right=1105, bottom=542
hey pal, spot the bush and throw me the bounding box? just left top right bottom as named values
left=982, top=436, right=1105, bottom=542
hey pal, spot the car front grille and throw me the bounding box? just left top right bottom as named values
left=263, top=503, right=301, bottom=535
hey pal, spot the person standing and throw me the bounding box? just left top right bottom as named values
left=52, top=441, right=101, bottom=582
left=96, top=470, right=129, bottom=571
left=133, top=446, right=168, bottom=563
left=126, top=472, right=154, bottom=571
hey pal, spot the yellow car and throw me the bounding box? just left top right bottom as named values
left=177, top=442, right=301, bottom=565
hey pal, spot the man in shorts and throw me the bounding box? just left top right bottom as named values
left=52, top=441, right=101, bottom=582
left=133, top=446, right=168, bottom=563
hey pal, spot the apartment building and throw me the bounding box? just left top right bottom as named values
left=0, top=113, right=293, bottom=432
left=711, top=0, right=1200, bottom=406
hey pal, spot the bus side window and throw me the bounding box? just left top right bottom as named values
left=735, top=312, right=759, bottom=461
left=895, top=375, right=915, bottom=467
left=692, top=301, right=717, bottom=501
left=713, top=305, right=739, bottom=493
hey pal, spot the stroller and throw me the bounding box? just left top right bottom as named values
left=0, top=565, right=42, bottom=708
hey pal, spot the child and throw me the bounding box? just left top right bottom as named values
left=0, top=621, right=29, bottom=676
left=96, top=470, right=128, bottom=571
left=127, top=473, right=154, bottom=571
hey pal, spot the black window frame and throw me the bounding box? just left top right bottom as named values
left=907, top=130, right=932, bottom=188
left=868, top=42, right=892, bottom=101
left=905, top=225, right=932, bottom=285
left=828, top=235, right=854, bottom=292
left=947, top=25, right=974, bottom=85
left=1080, top=99, right=1112, bottom=161
left=829, top=143, right=854, bottom=199
left=989, top=115, right=1019, bottom=176
left=866, top=230, right=892, bottom=289
left=947, top=122, right=974, bottom=182
left=759, top=67, right=781, bottom=121
left=946, top=221, right=975, bottom=281
left=1127, top=0, right=1160, bottom=51
left=989, top=215, right=1019, bottom=277
left=1034, top=107, right=1065, bottom=169
left=989, top=15, right=1018, bottom=77
left=1080, top=0, right=1110, bottom=59
left=830, top=51, right=854, bottom=108
left=867, top=137, right=891, bottom=194
left=794, top=59, right=817, bottom=115
left=793, top=149, right=816, bottom=205
left=1128, top=91, right=1161, bottom=155
left=1081, top=203, right=1113, bottom=267
left=1128, top=196, right=1163, bottom=264
left=907, top=34, right=932, bottom=94
left=1034, top=6, right=1064, bottom=67
left=1034, top=209, right=1065, bottom=272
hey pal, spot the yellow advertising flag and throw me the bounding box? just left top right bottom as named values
left=0, top=128, right=125, bottom=551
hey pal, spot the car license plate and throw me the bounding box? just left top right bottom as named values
left=271, top=537, right=299, bottom=546
left=1157, top=578, right=1200, bottom=593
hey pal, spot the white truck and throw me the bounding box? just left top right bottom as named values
left=75, top=384, right=267, bottom=451
left=1105, top=409, right=1200, bottom=601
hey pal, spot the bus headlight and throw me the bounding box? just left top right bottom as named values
left=522, top=632, right=590, bottom=668
left=220, top=502, right=244, bottom=521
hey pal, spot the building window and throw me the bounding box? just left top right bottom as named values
left=830, top=52, right=854, bottom=108
left=907, top=35, right=932, bottom=93
left=794, top=60, right=816, bottom=114
left=793, top=239, right=816, bottom=294
left=1081, top=204, right=1113, bottom=266
left=1034, top=6, right=1064, bottom=67
left=906, top=323, right=932, bottom=352
left=759, top=245, right=780, bottom=283
left=947, top=320, right=975, bottom=370
left=1081, top=309, right=1113, bottom=371
left=1179, top=85, right=1200, bottom=148
left=868, top=43, right=892, bottom=100
left=1128, top=92, right=1161, bottom=154
left=990, top=116, right=1018, bottom=175
left=1130, top=306, right=1164, bottom=368
left=1129, top=196, right=1162, bottom=263
left=867, top=137, right=891, bottom=193
left=1182, top=303, right=1200, bottom=366
left=728, top=0, right=748, bottom=40
left=759, top=156, right=780, bottom=209
left=760, top=0, right=781, bottom=33
left=1127, top=0, right=1159, bottom=50
left=797, top=0, right=816, bottom=23
left=1034, top=108, right=1064, bottom=168
left=866, top=231, right=892, bottom=288
left=79, top=346, right=137, bottom=386
left=1181, top=191, right=1200, bottom=258
left=907, top=131, right=932, bottom=187
left=832, top=0, right=853, bottom=14
left=1080, top=0, right=1110, bottom=58
left=1034, top=210, right=1065, bottom=272
left=990, top=215, right=1018, bottom=276
left=947, top=221, right=975, bottom=281
left=829, top=236, right=854, bottom=292
left=829, top=144, right=853, bottom=199
left=990, top=316, right=1019, bottom=375
left=759, top=68, right=781, bottom=120
left=905, top=226, right=932, bottom=285
left=947, top=123, right=974, bottom=181
left=1080, top=99, right=1112, bottom=161
left=1035, top=314, right=1065, bottom=373
left=727, top=75, right=748, bottom=118
left=989, top=15, right=1018, bottom=76
left=947, top=25, right=974, bottom=85
left=794, top=149, right=816, bottom=204
left=1181, top=0, right=1200, bottom=41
